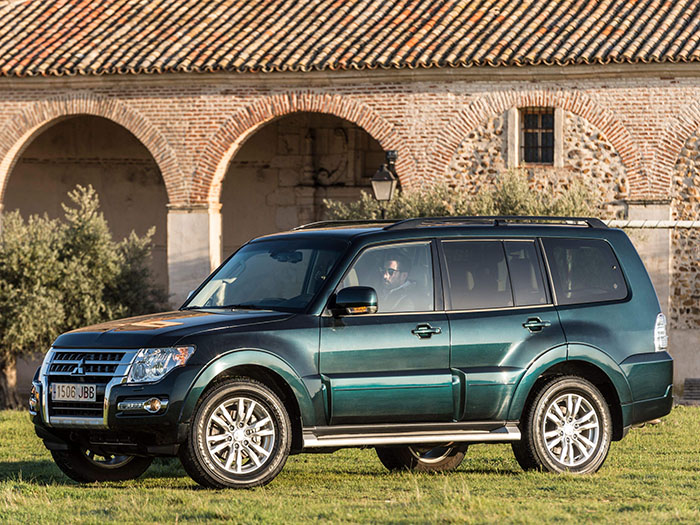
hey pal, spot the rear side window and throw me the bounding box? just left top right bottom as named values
left=542, top=238, right=628, bottom=306
left=442, top=241, right=513, bottom=310
left=504, top=241, right=548, bottom=306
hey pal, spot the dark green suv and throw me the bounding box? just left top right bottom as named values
left=30, top=216, right=673, bottom=488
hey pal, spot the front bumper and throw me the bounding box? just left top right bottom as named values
left=31, top=354, right=201, bottom=454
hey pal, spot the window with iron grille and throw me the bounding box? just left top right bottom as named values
left=520, top=108, right=554, bottom=164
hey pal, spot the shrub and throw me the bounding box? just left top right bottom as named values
left=0, top=185, right=168, bottom=408
left=324, top=170, right=599, bottom=220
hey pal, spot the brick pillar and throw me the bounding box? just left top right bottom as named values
left=167, top=203, right=222, bottom=306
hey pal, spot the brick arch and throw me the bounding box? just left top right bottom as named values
left=193, top=93, right=407, bottom=205
left=0, top=92, right=183, bottom=205
left=655, top=100, right=700, bottom=198
left=428, top=89, right=646, bottom=197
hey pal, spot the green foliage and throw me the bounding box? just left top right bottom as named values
left=0, top=185, right=168, bottom=369
left=0, top=407, right=699, bottom=522
left=324, top=171, right=599, bottom=220
left=0, top=213, right=65, bottom=367
left=108, top=229, right=169, bottom=317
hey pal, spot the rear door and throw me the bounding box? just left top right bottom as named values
left=319, top=240, right=453, bottom=424
left=441, top=239, right=566, bottom=421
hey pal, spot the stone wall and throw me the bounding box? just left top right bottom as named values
left=446, top=110, right=628, bottom=218
left=672, top=131, right=700, bottom=329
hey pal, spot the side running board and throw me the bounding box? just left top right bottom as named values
left=302, top=421, right=521, bottom=448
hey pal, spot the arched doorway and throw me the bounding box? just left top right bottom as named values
left=2, top=115, right=168, bottom=289
left=221, top=112, right=385, bottom=256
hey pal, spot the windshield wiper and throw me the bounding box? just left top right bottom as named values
left=224, top=304, right=270, bottom=310
left=182, top=303, right=272, bottom=311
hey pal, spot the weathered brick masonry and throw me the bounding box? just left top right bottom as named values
left=2, top=70, right=700, bottom=205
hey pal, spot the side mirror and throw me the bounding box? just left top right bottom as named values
left=333, top=286, right=378, bottom=316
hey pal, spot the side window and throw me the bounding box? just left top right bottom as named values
left=338, top=242, right=434, bottom=313
left=542, top=238, right=628, bottom=305
left=442, top=241, right=513, bottom=310
left=504, top=241, right=547, bottom=306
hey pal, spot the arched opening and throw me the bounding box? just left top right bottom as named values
left=221, top=112, right=385, bottom=255
left=2, top=115, right=168, bottom=289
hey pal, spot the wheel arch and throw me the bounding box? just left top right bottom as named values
left=180, top=350, right=315, bottom=452
left=508, top=345, right=633, bottom=441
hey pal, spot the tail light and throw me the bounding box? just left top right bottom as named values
left=654, top=313, right=668, bottom=353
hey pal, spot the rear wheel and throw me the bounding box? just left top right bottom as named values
left=512, top=376, right=612, bottom=474
left=179, top=378, right=291, bottom=489
left=51, top=448, right=153, bottom=483
left=376, top=443, right=467, bottom=472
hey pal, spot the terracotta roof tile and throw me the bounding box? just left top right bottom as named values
left=2, top=0, right=700, bottom=77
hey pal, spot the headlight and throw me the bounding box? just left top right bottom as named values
left=127, top=346, right=195, bottom=383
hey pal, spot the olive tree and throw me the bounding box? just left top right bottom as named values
left=0, top=186, right=168, bottom=408
left=324, top=171, right=598, bottom=220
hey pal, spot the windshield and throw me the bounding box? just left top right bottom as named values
left=184, top=238, right=348, bottom=312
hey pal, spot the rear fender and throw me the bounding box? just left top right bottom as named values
left=507, top=345, right=567, bottom=421
left=567, top=343, right=633, bottom=406
left=506, top=343, right=633, bottom=421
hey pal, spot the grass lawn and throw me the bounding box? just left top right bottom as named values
left=0, top=406, right=699, bottom=524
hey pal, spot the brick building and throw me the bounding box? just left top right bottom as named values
left=1, top=0, right=699, bottom=388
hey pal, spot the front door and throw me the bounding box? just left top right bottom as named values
left=320, top=241, right=453, bottom=424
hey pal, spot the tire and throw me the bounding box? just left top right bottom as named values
left=50, top=448, right=153, bottom=483
left=179, top=377, right=291, bottom=489
left=512, top=376, right=612, bottom=474
left=376, top=443, right=468, bottom=472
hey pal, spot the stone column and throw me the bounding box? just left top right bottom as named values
left=506, top=107, right=519, bottom=168
left=167, top=203, right=222, bottom=306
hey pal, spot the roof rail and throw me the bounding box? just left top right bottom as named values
left=293, top=219, right=396, bottom=230
left=384, top=216, right=608, bottom=230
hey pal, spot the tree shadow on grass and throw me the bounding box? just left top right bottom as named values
left=0, top=459, right=74, bottom=485
left=0, top=458, right=191, bottom=488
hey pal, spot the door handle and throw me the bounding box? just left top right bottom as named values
left=411, top=324, right=442, bottom=338
left=522, top=317, right=552, bottom=333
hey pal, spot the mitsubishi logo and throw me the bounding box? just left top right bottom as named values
left=71, top=358, right=86, bottom=376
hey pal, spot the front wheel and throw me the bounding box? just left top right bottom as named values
left=50, top=448, right=153, bottom=483
left=512, top=376, right=612, bottom=474
left=376, top=443, right=468, bottom=472
left=179, top=378, right=291, bottom=489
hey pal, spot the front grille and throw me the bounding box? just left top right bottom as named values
left=50, top=363, right=118, bottom=374
left=53, top=351, right=125, bottom=362
left=45, top=349, right=136, bottom=420
left=51, top=400, right=104, bottom=417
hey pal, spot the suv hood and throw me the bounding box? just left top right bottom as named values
left=51, top=309, right=294, bottom=349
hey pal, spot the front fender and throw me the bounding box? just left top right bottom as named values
left=179, top=349, right=316, bottom=427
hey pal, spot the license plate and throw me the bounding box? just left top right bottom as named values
left=51, top=383, right=97, bottom=402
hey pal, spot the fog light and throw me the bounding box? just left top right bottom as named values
left=117, top=397, right=168, bottom=413
left=143, top=397, right=162, bottom=413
